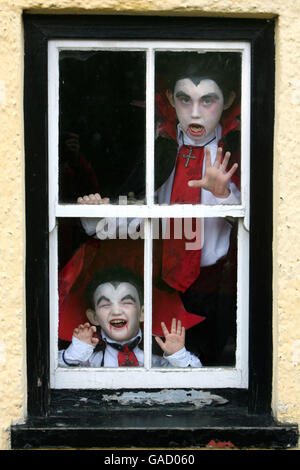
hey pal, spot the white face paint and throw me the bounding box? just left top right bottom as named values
left=168, top=78, right=226, bottom=144
left=92, top=282, right=144, bottom=342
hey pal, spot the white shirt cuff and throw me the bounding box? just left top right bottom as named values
left=214, top=182, right=240, bottom=205
left=164, top=347, right=202, bottom=367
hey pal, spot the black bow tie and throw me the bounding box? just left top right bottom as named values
left=107, top=336, right=141, bottom=367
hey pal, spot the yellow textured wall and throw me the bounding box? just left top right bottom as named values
left=0, top=0, right=299, bottom=450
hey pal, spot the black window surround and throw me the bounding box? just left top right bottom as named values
left=11, top=14, right=298, bottom=449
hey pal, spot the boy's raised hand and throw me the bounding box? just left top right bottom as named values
left=73, top=322, right=99, bottom=347
left=77, top=193, right=110, bottom=204
left=155, top=318, right=185, bottom=356
left=188, top=147, right=238, bottom=198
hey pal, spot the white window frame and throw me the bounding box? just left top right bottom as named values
left=48, top=40, right=251, bottom=390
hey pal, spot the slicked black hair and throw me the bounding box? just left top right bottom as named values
left=156, top=51, right=241, bottom=102
left=85, top=264, right=144, bottom=309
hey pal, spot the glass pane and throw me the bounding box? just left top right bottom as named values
left=56, top=214, right=237, bottom=369
left=154, top=51, right=241, bottom=206
left=152, top=217, right=237, bottom=367
left=59, top=51, right=146, bottom=204
left=57, top=218, right=145, bottom=368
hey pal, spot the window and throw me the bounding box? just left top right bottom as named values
left=50, top=40, right=249, bottom=390
left=12, top=14, right=298, bottom=450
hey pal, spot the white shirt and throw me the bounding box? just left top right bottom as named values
left=58, top=329, right=202, bottom=368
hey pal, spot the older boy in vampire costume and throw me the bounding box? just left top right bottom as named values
left=59, top=52, right=241, bottom=365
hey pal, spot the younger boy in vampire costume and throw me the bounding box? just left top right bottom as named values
left=59, top=265, right=202, bottom=368
left=59, top=52, right=241, bottom=365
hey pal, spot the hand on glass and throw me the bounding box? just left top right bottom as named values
left=155, top=318, right=185, bottom=356
left=73, top=322, right=99, bottom=347
left=77, top=192, right=145, bottom=205
left=77, top=193, right=110, bottom=204
left=188, top=147, right=238, bottom=198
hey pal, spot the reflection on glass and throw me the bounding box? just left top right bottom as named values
left=152, top=217, right=237, bottom=367
left=154, top=51, right=241, bottom=206
left=57, top=218, right=145, bottom=368
left=59, top=51, right=146, bottom=204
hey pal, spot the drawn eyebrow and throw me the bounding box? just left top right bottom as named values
left=96, top=295, right=110, bottom=306
left=175, top=91, right=220, bottom=101
left=175, top=91, right=190, bottom=99
left=121, top=295, right=136, bottom=303
left=201, top=93, right=220, bottom=100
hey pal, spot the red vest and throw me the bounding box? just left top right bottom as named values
left=161, top=145, right=205, bottom=292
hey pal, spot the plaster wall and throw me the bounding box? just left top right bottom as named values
left=0, top=0, right=299, bottom=449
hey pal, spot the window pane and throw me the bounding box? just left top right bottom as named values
left=59, top=51, right=146, bottom=204
left=152, top=217, right=237, bottom=366
left=155, top=51, right=241, bottom=206
left=57, top=218, right=145, bottom=368
left=57, top=215, right=237, bottom=369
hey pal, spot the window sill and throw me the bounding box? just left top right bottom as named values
left=11, top=390, right=298, bottom=449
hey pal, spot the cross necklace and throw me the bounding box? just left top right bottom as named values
left=182, top=147, right=196, bottom=167
left=120, top=354, right=136, bottom=367
left=182, top=137, right=216, bottom=168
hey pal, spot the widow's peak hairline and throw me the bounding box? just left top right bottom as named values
left=85, top=265, right=144, bottom=307
left=172, top=75, right=217, bottom=89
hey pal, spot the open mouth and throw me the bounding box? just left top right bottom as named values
left=188, top=124, right=205, bottom=137
left=110, top=319, right=127, bottom=329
